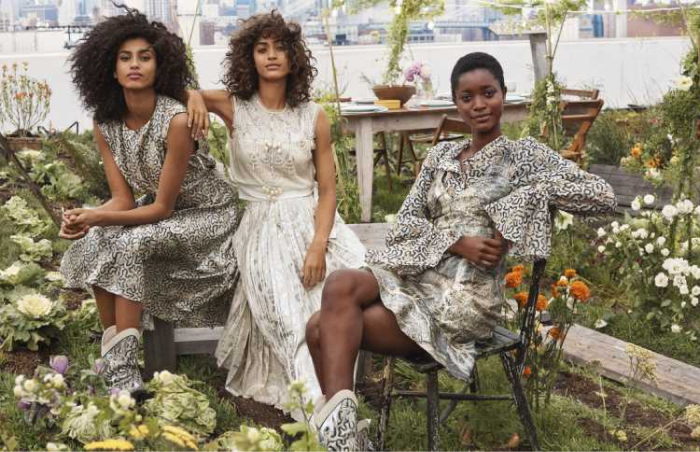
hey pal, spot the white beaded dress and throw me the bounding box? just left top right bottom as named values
left=214, top=94, right=366, bottom=412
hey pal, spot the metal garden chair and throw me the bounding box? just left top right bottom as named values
left=375, top=259, right=547, bottom=451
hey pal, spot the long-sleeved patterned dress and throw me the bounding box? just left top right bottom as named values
left=366, top=135, right=616, bottom=380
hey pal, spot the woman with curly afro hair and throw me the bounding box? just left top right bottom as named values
left=187, top=10, right=365, bottom=422
left=59, top=8, right=240, bottom=392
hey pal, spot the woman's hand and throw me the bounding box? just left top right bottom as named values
left=301, top=241, right=327, bottom=289
left=58, top=221, right=89, bottom=240
left=186, top=90, right=210, bottom=139
left=63, top=208, right=103, bottom=229
left=449, top=231, right=509, bottom=269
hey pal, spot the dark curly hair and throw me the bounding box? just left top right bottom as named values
left=69, top=6, right=194, bottom=123
left=222, top=10, right=317, bottom=108
left=450, top=52, right=505, bottom=101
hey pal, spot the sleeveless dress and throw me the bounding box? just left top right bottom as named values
left=214, top=94, right=366, bottom=411
left=367, top=136, right=616, bottom=380
left=60, top=95, right=239, bottom=327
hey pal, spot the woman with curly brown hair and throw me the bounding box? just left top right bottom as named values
left=187, top=10, right=365, bottom=418
left=59, top=8, right=239, bottom=391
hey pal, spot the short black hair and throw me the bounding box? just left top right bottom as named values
left=450, top=52, right=505, bottom=100
left=69, top=6, right=194, bottom=123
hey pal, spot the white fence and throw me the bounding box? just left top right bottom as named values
left=0, top=36, right=691, bottom=132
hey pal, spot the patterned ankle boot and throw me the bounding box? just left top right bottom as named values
left=315, top=390, right=359, bottom=451
left=101, top=328, right=143, bottom=391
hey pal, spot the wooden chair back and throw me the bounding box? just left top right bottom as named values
left=561, top=88, right=600, bottom=100
left=542, top=99, right=604, bottom=164
left=430, top=114, right=471, bottom=146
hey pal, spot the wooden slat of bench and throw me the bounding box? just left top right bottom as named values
left=588, top=164, right=674, bottom=208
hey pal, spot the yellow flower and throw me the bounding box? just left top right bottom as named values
left=162, top=425, right=199, bottom=451
left=129, top=424, right=149, bottom=440
left=84, top=439, right=134, bottom=451
left=630, top=145, right=642, bottom=158
left=505, top=271, right=523, bottom=288
left=570, top=281, right=592, bottom=302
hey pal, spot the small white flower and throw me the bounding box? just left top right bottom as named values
left=631, top=199, right=641, bottom=211
left=675, top=75, right=693, bottom=91
left=612, top=226, right=620, bottom=234
left=23, top=379, right=37, bottom=393
left=611, top=221, right=620, bottom=229
left=13, top=385, right=24, bottom=397
left=646, top=168, right=661, bottom=180
left=15, top=375, right=25, bottom=386
left=680, top=285, right=690, bottom=295
left=645, top=243, right=654, bottom=254
left=635, top=228, right=648, bottom=239
left=655, top=272, right=669, bottom=288
left=559, top=276, right=568, bottom=285
left=597, top=245, right=606, bottom=253
left=52, top=374, right=65, bottom=388
left=657, top=237, right=666, bottom=246
left=661, top=248, right=670, bottom=257
left=681, top=301, right=687, bottom=308
left=597, top=227, right=606, bottom=238
left=662, top=205, right=678, bottom=221
left=692, top=265, right=700, bottom=279
left=673, top=275, right=687, bottom=288
left=45, top=271, right=64, bottom=283
left=620, top=224, right=630, bottom=232
left=692, top=286, right=700, bottom=296
left=615, top=241, right=622, bottom=248
left=594, top=319, right=608, bottom=329
left=643, top=194, right=655, bottom=205
left=692, top=297, right=699, bottom=307
left=116, top=391, right=134, bottom=410
left=671, top=324, right=682, bottom=333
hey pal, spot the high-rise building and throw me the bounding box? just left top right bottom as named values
left=58, top=0, right=78, bottom=25
left=0, top=0, right=16, bottom=30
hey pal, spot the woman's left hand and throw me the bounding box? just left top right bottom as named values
left=64, top=208, right=103, bottom=229
left=301, top=242, right=327, bottom=289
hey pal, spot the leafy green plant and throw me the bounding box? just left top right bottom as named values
left=0, top=62, right=52, bottom=136
left=0, top=288, right=68, bottom=351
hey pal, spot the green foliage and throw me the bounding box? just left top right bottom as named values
left=585, top=110, right=635, bottom=166
left=207, top=120, right=230, bottom=173
left=50, top=135, right=110, bottom=201
left=1, top=195, right=51, bottom=238
left=0, top=288, right=68, bottom=351
left=523, top=74, right=567, bottom=151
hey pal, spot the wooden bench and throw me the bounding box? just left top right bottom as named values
left=587, top=163, right=674, bottom=213
left=143, top=222, right=392, bottom=378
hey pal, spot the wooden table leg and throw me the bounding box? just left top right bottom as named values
left=356, top=118, right=374, bottom=223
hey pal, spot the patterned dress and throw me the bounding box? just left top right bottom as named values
left=214, top=94, right=366, bottom=412
left=60, top=95, right=239, bottom=327
left=367, top=136, right=616, bottom=380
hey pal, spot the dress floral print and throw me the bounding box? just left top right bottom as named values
left=366, top=136, right=616, bottom=380
left=60, top=96, right=240, bottom=327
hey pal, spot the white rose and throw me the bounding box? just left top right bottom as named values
left=661, top=248, right=670, bottom=257
left=631, top=199, right=641, bottom=211
left=655, top=272, right=669, bottom=288
left=657, top=237, right=666, bottom=246
left=620, top=224, right=630, bottom=232
left=681, top=301, right=687, bottom=308
left=673, top=275, right=687, bottom=288
left=645, top=243, right=654, bottom=254
left=612, top=226, right=620, bottom=234
left=615, top=241, right=622, bottom=248
left=692, top=286, right=700, bottom=296
left=16, top=294, right=53, bottom=318
left=643, top=194, right=655, bottom=205
left=662, top=205, right=678, bottom=220
left=597, top=245, right=606, bottom=253
left=692, top=297, right=699, bottom=307
left=597, top=228, right=606, bottom=238
left=677, top=199, right=694, bottom=214
left=680, top=285, right=690, bottom=295
left=636, top=228, right=648, bottom=239
left=671, top=324, right=682, bottom=333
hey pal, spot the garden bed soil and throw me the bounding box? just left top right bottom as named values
left=1, top=348, right=46, bottom=375
left=554, top=370, right=700, bottom=450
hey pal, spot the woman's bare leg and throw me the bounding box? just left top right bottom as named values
left=93, top=285, right=116, bottom=329
left=312, top=269, right=423, bottom=399
left=114, top=295, right=143, bottom=332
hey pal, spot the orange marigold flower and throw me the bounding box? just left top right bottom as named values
left=513, top=292, right=528, bottom=308
left=536, top=294, right=548, bottom=311
left=550, top=284, right=559, bottom=298
left=512, top=264, right=525, bottom=273
left=644, top=157, right=661, bottom=168
left=630, top=145, right=642, bottom=158
left=522, top=366, right=532, bottom=378
left=564, top=269, right=577, bottom=279
left=548, top=327, right=562, bottom=340
left=570, top=280, right=591, bottom=302
left=505, top=271, right=523, bottom=288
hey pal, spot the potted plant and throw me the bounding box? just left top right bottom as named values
left=371, top=0, right=443, bottom=106
left=0, top=62, right=52, bottom=150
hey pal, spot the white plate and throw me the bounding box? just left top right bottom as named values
left=340, top=105, right=389, bottom=114
left=419, top=99, right=454, bottom=108
left=435, top=92, right=452, bottom=100
left=353, top=97, right=378, bottom=104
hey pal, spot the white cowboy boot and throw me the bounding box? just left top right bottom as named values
left=101, top=327, right=143, bottom=391
left=315, top=389, right=359, bottom=451
left=357, top=419, right=373, bottom=451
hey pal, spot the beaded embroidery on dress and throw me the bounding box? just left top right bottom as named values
left=215, top=94, right=366, bottom=413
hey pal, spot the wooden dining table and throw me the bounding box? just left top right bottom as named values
left=341, top=102, right=530, bottom=222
